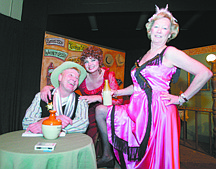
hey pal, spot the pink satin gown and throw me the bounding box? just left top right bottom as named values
left=107, top=48, right=180, bottom=169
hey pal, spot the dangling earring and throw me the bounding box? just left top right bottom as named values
left=98, top=67, right=102, bottom=74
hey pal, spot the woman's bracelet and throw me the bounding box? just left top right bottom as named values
left=178, top=96, right=184, bottom=106
left=178, top=93, right=188, bottom=106
left=114, top=90, right=118, bottom=98
left=180, top=93, right=188, bottom=102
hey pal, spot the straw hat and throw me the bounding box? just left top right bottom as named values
left=51, top=61, right=87, bottom=88
left=115, top=54, right=125, bottom=66
left=104, top=54, right=114, bottom=67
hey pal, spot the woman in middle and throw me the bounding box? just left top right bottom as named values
left=79, top=46, right=122, bottom=163
left=40, top=46, right=122, bottom=168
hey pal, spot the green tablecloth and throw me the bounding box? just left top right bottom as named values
left=0, top=130, right=97, bottom=169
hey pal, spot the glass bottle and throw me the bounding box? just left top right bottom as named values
left=47, top=62, right=54, bottom=85
left=103, top=79, right=112, bottom=106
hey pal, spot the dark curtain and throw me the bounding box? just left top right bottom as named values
left=124, top=49, right=147, bottom=87
left=0, top=0, right=48, bottom=135
left=0, top=14, right=24, bottom=134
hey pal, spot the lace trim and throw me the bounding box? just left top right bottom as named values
left=113, top=133, right=140, bottom=160
left=111, top=105, right=139, bottom=161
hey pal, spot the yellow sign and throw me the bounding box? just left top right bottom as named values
left=68, top=41, right=87, bottom=52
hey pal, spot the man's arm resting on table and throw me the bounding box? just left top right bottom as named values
left=22, top=92, right=43, bottom=130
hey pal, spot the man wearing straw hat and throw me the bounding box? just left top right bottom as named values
left=22, top=61, right=89, bottom=134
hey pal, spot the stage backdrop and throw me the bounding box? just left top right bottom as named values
left=40, top=31, right=126, bottom=93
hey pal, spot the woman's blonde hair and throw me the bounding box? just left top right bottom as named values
left=145, top=5, right=179, bottom=42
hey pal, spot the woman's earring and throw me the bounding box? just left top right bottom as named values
left=98, top=68, right=102, bottom=74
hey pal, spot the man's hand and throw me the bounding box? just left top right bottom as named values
left=40, top=86, right=54, bottom=103
left=26, top=117, right=49, bottom=134
left=56, top=115, right=73, bottom=128
left=26, top=121, right=43, bottom=134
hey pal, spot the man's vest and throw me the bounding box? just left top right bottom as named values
left=40, top=89, right=79, bottom=120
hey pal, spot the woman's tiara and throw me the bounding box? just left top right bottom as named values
left=148, top=4, right=178, bottom=22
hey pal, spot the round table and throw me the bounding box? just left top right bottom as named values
left=0, top=130, right=97, bottom=169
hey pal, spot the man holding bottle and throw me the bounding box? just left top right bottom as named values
left=22, top=61, right=89, bottom=134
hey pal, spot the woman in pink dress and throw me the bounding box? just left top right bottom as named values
left=105, top=5, right=212, bottom=169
